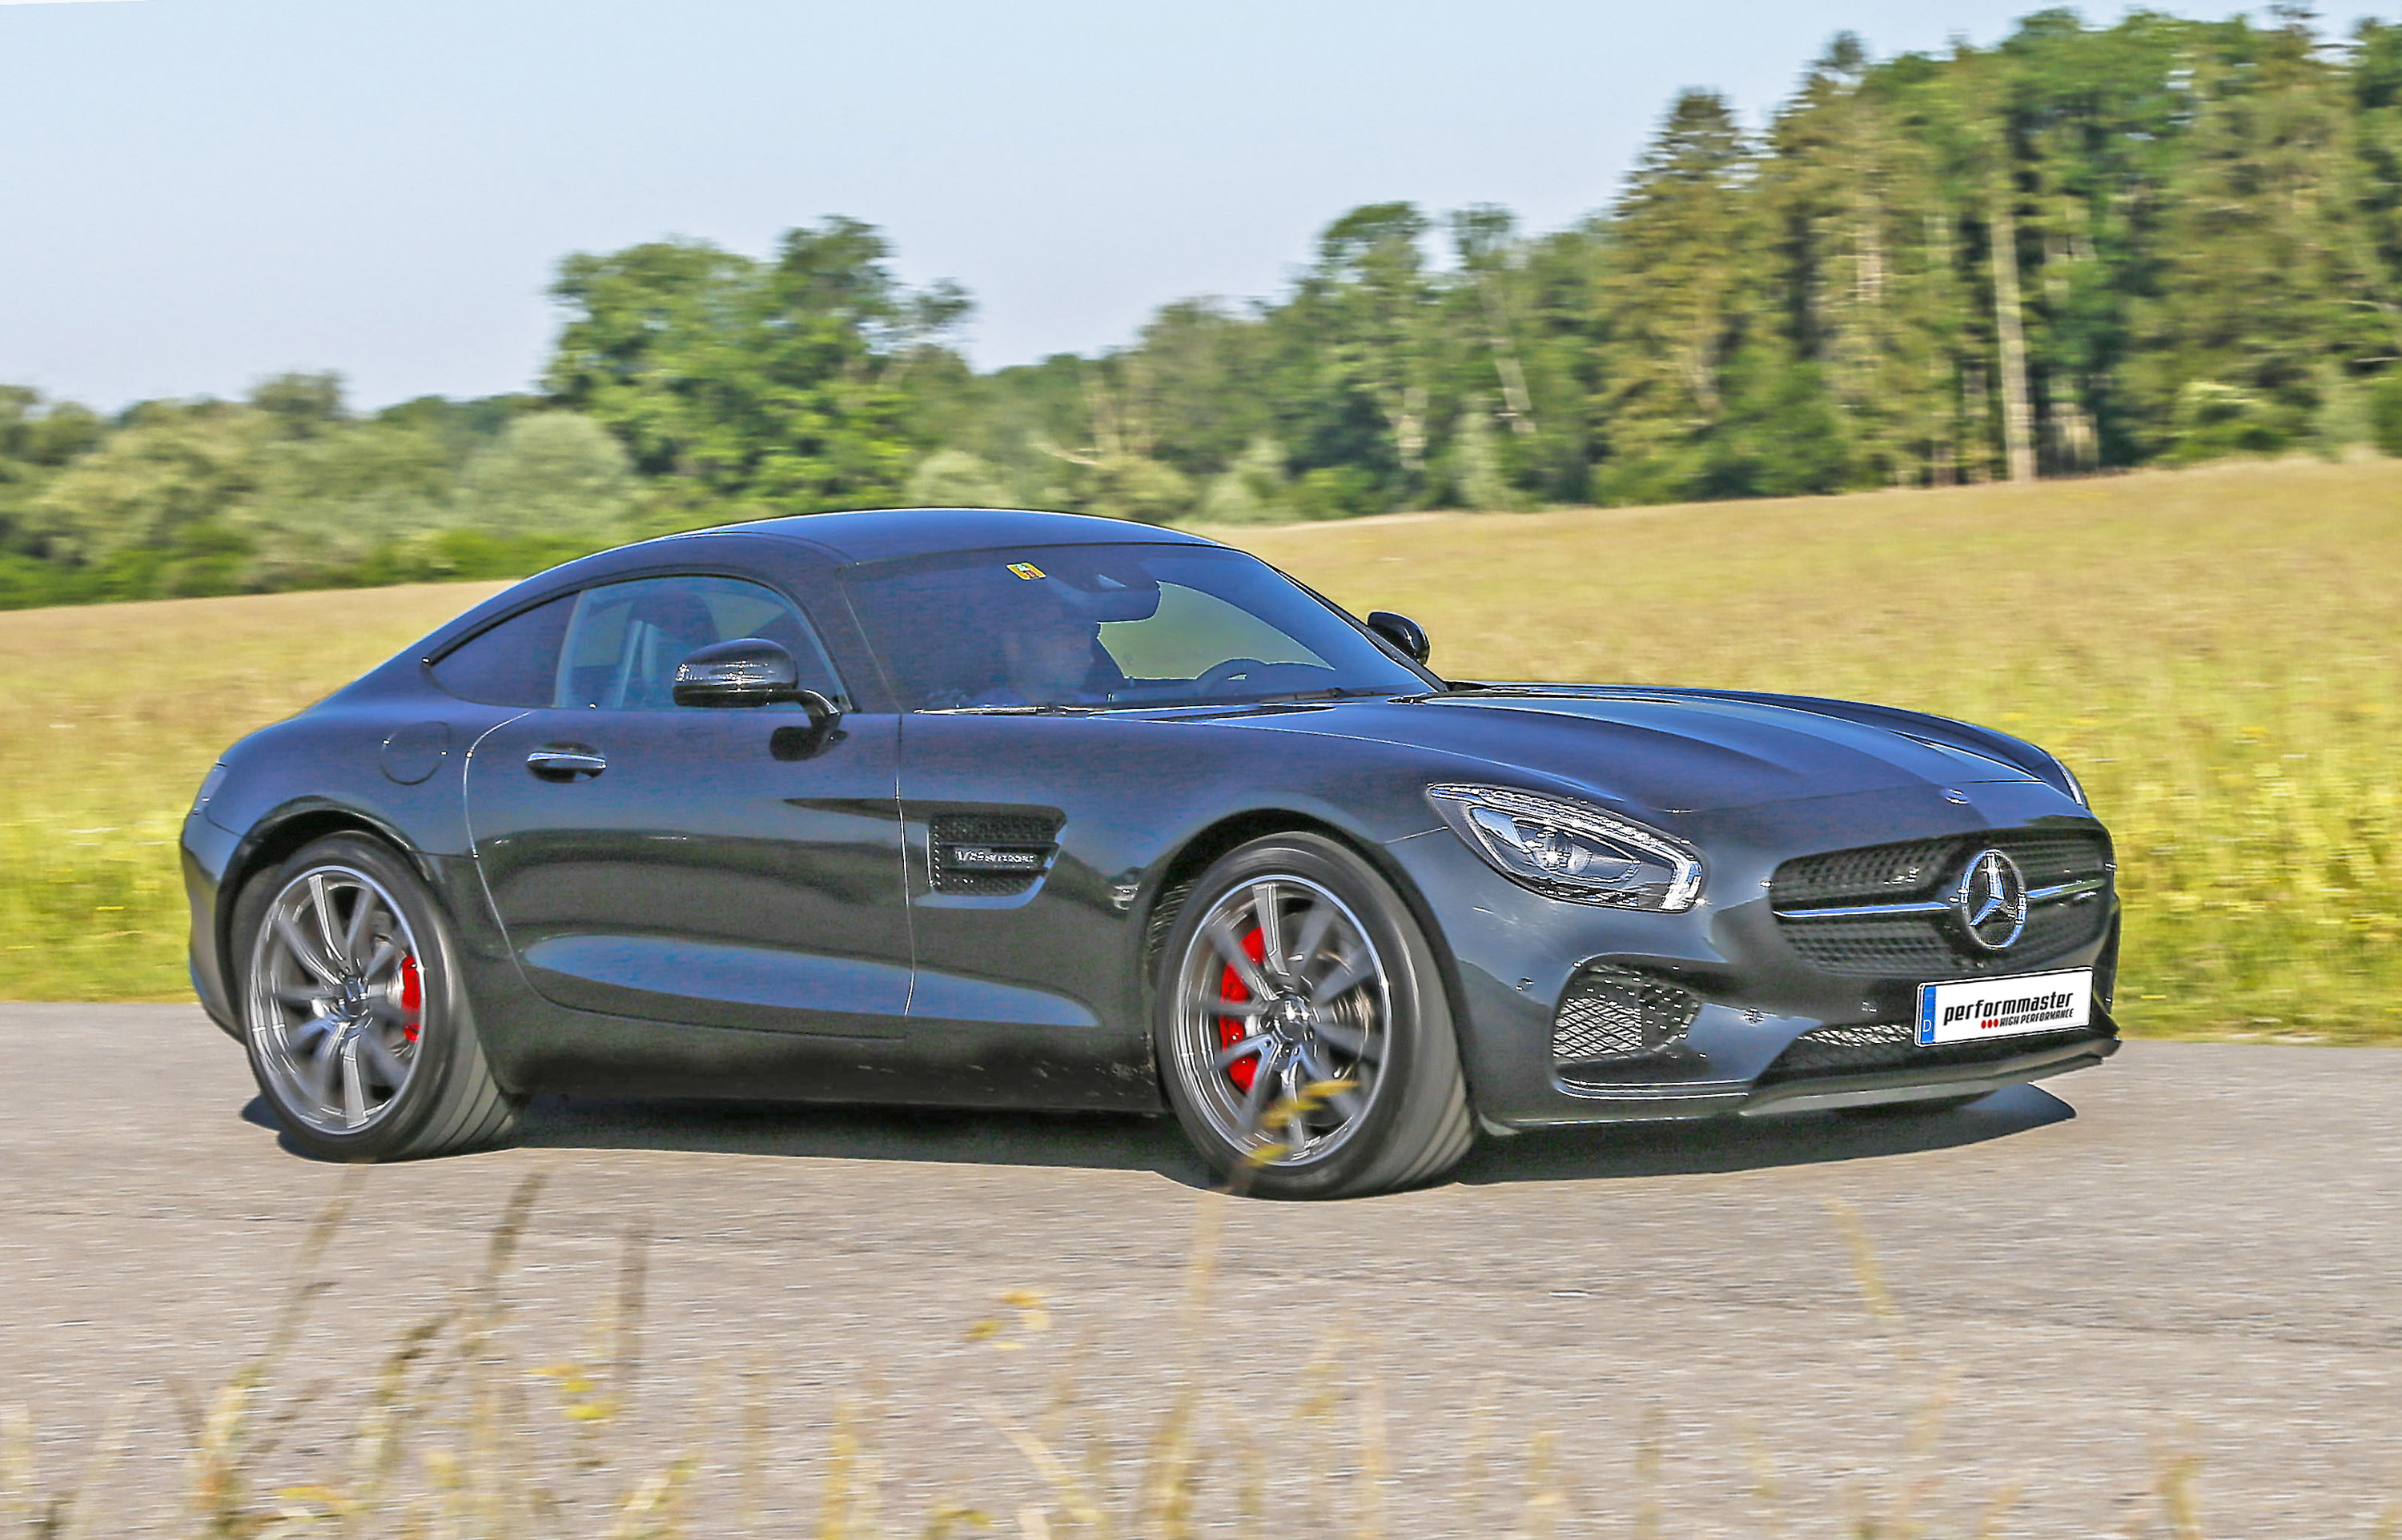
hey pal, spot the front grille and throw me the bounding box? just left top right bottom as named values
left=1762, top=1019, right=2103, bottom=1082
left=929, top=812, right=1061, bottom=896
left=1771, top=838, right=1957, bottom=907
left=1770, top=828, right=2112, bottom=980
left=1552, top=965, right=1701, bottom=1064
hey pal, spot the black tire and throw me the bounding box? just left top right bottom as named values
left=231, top=834, right=521, bottom=1161
left=1153, top=833, right=1473, bottom=1199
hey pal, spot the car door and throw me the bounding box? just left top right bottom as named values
left=890, top=711, right=1173, bottom=1107
left=464, top=571, right=911, bottom=1039
left=845, top=546, right=1294, bottom=1109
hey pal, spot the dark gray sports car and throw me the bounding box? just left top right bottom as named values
left=183, top=507, right=2119, bottom=1197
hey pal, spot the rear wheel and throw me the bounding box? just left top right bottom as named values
left=1155, top=834, right=1472, bottom=1199
left=235, top=834, right=520, bottom=1161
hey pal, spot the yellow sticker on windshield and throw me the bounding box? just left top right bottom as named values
left=1007, top=563, right=1046, bottom=580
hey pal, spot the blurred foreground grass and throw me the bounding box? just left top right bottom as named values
left=0, top=1177, right=2317, bottom=1538
left=2, top=457, right=2396, bottom=1037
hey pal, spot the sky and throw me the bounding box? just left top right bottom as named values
left=0, top=0, right=2330, bottom=411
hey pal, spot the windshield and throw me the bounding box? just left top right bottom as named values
left=844, top=543, right=1435, bottom=711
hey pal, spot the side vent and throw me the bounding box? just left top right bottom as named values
left=929, top=812, right=1062, bottom=896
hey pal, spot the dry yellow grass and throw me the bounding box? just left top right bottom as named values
left=2, top=456, right=2395, bottom=1037
left=0, top=580, right=509, bottom=1001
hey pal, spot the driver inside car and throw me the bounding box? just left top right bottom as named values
left=962, top=596, right=1113, bottom=708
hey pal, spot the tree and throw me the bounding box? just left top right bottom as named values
left=0, top=387, right=107, bottom=548
left=22, top=403, right=269, bottom=577
left=2131, top=11, right=2378, bottom=459
left=237, top=416, right=454, bottom=585
left=1285, top=203, right=1438, bottom=499
left=1593, top=89, right=1761, bottom=503
left=449, top=412, right=635, bottom=541
left=544, top=219, right=970, bottom=515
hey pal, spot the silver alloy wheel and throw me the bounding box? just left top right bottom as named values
left=1170, top=876, right=1390, bottom=1166
left=245, top=864, right=424, bottom=1135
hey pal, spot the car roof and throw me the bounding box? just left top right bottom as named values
left=708, top=507, right=1223, bottom=565
left=404, top=507, right=1231, bottom=664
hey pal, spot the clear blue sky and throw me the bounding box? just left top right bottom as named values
left=0, top=0, right=2320, bottom=411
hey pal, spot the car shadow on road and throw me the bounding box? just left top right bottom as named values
left=241, top=1093, right=1216, bottom=1180
left=247, top=1078, right=2073, bottom=1188
left=512, top=1095, right=1222, bottom=1182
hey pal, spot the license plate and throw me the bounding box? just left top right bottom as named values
left=1915, top=969, right=2094, bottom=1045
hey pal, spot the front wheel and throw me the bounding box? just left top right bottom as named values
left=1154, top=833, right=1473, bottom=1199
left=234, top=834, right=521, bottom=1161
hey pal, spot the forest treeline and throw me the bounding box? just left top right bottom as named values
left=9, top=6, right=2402, bottom=609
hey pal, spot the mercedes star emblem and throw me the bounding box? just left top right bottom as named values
left=1952, top=848, right=2028, bottom=952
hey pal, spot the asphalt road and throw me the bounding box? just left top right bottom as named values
left=2, top=1004, right=2396, bottom=1537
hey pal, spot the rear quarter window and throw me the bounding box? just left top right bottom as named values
left=427, top=595, right=576, bottom=706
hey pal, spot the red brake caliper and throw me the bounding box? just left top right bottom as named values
left=399, top=955, right=423, bottom=1043
left=1216, top=927, right=1267, bottom=1092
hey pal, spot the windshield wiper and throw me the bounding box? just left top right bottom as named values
left=1247, top=686, right=1392, bottom=704
left=917, top=704, right=1105, bottom=716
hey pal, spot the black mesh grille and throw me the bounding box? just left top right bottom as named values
left=1770, top=828, right=2112, bottom=980
left=1763, top=1019, right=2104, bottom=1081
left=1552, top=966, right=1701, bottom=1064
left=929, top=812, right=1061, bottom=896
left=1773, top=828, right=2110, bottom=907
left=1770, top=838, right=1957, bottom=907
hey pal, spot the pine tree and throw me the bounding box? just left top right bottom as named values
left=2131, top=10, right=2380, bottom=459
left=1593, top=90, right=1760, bottom=503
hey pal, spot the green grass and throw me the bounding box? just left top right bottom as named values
left=4, top=457, right=2396, bottom=1038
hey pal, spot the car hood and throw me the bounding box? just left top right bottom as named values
left=1197, top=685, right=2049, bottom=814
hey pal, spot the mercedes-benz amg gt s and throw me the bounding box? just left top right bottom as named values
left=183, top=507, right=2120, bottom=1197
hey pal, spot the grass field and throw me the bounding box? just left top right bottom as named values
left=3, top=457, right=2395, bottom=1039
left=0, top=580, right=511, bottom=1003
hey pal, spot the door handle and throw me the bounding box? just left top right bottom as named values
left=525, top=748, right=608, bottom=781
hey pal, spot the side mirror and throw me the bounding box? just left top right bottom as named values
left=771, top=691, right=846, bottom=760
left=1365, top=611, right=1431, bottom=666
left=673, top=637, right=801, bottom=708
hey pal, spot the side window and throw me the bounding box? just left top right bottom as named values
left=554, top=575, right=844, bottom=712
left=428, top=594, right=576, bottom=707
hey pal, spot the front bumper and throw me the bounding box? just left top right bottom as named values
left=1380, top=781, right=2121, bottom=1130
left=1739, top=1028, right=2119, bottom=1116
left=182, top=808, right=242, bottom=1038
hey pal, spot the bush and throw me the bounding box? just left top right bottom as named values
left=2371, top=371, right=2402, bottom=457
left=2171, top=380, right=2297, bottom=463
left=1087, top=455, right=1197, bottom=524
left=1287, top=465, right=1385, bottom=520
left=1196, top=436, right=1294, bottom=523
left=452, top=411, right=636, bottom=541
left=902, top=447, right=1015, bottom=508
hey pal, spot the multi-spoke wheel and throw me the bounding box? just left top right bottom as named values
left=235, top=835, right=520, bottom=1161
left=1155, top=833, right=1472, bottom=1199
left=249, top=864, right=422, bottom=1133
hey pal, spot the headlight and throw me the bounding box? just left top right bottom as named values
left=2053, top=756, right=2088, bottom=808
left=1426, top=784, right=1704, bottom=911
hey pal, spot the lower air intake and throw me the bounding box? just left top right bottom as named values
left=1552, top=966, right=1701, bottom=1064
